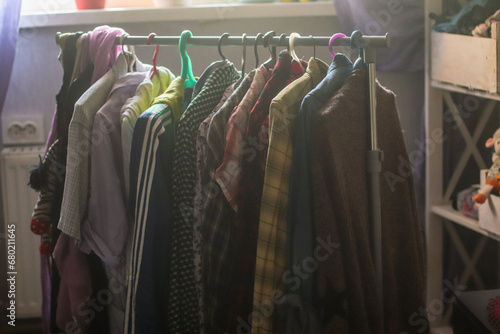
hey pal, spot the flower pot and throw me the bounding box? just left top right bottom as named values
left=75, top=0, right=106, bottom=9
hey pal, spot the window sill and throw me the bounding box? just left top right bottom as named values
left=20, top=2, right=336, bottom=29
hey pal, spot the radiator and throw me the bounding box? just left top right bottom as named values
left=1, top=145, right=44, bottom=318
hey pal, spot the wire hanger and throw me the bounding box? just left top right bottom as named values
left=235, top=33, right=247, bottom=87
left=254, top=33, right=263, bottom=68
left=147, top=33, right=160, bottom=79
left=329, top=33, right=347, bottom=58
left=262, top=30, right=276, bottom=70
left=309, top=35, right=316, bottom=60
left=179, top=30, right=196, bottom=89
left=278, top=33, right=287, bottom=50
left=218, top=33, right=230, bottom=61
left=120, top=33, right=136, bottom=72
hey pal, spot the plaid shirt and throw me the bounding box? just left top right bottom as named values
left=231, top=51, right=306, bottom=327
left=193, top=72, right=256, bottom=334
left=215, top=66, right=272, bottom=210
left=252, top=58, right=328, bottom=333
left=168, top=62, right=239, bottom=333
left=193, top=82, right=235, bottom=333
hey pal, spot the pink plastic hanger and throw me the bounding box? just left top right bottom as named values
left=328, top=33, right=346, bottom=58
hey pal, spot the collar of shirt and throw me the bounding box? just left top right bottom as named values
left=192, top=60, right=228, bottom=100
left=109, top=71, right=149, bottom=99
left=259, top=63, right=273, bottom=82
left=120, top=65, right=175, bottom=122
left=327, top=53, right=352, bottom=73
left=273, top=50, right=293, bottom=80
left=306, top=53, right=354, bottom=106
left=71, top=33, right=91, bottom=83
left=104, top=51, right=129, bottom=84
left=288, top=58, right=308, bottom=84
left=306, top=57, right=330, bottom=86
left=151, top=76, right=185, bottom=123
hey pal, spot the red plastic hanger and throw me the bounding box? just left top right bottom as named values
left=147, top=33, right=160, bottom=79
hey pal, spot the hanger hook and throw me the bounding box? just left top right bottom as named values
left=329, top=33, right=347, bottom=58
left=218, top=33, right=230, bottom=61
left=350, top=30, right=365, bottom=48
left=147, top=33, right=159, bottom=78
left=120, top=33, right=129, bottom=53
left=179, top=30, right=196, bottom=87
left=278, top=33, right=287, bottom=50
left=254, top=33, right=263, bottom=68
left=309, top=35, right=316, bottom=60
left=146, top=32, right=156, bottom=46
left=263, top=30, right=276, bottom=60
left=289, top=32, right=301, bottom=63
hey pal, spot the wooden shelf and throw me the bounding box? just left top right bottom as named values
left=19, top=2, right=336, bottom=28
left=431, top=204, right=500, bottom=242
left=431, top=80, right=500, bottom=102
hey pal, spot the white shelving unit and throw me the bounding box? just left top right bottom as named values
left=425, top=0, right=500, bottom=330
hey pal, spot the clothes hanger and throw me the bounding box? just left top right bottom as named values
left=179, top=30, right=197, bottom=89
left=254, top=33, right=264, bottom=68
left=235, top=33, right=247, bottom=87
left=147, top=33, right=160, bottom=79
left=309, top=35, right=316, bottom=60
left=278, top=33, right=287, bottom=51
left=262, top=31, right=276, bottom=70
left=120, top=33, right=136, bottom=72
left=289, top=32, right=307, bottom=70
left=289, top=32, right=302, bottom=63
left=329, top=33, right=347, bottom=58
left=350, top=30, right=365, bottom=63
left=218, top=33, right=230, bottom=61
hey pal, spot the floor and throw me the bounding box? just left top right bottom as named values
left=431, top=326, right=454, bottom=334
left=0, top=317, right=42, bottom=334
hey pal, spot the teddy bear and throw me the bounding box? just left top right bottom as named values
left=474, top=128, right=500, bottom=204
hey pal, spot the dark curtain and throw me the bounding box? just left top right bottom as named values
left=0, top=0, right=22, bottom=114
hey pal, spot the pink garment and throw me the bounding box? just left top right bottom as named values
left=88, top=25, right=125, bottom=85
left=53, top=233, right=92, bottom=333
left=42, top=110, right=57, bottom=334
left=41, top=254, right=51, bottom=334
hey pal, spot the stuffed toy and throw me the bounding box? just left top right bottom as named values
left=474, top=128, right=500, bottom=204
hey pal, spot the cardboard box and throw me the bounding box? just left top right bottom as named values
left=431, top=22, right=500, bottom=94
left=478, top=169, right=500, bottom=236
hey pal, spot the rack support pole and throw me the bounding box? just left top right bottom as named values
left=364, top=47, right=384, bottom=325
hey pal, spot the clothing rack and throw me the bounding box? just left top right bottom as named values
left=56, top=30, right=390, bottom=321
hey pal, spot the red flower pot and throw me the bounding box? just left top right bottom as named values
left=75, top=0, right=106, bottom=9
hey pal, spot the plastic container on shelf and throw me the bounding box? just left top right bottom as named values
left=75, top=0, right=106, bottom=9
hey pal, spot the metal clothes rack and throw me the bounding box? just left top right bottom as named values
left=56, top=30, right=390, bottom=321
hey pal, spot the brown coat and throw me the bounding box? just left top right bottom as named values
left=310, top=69, right=427, bottom=334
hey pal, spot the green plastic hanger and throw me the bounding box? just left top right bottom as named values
left=179, top=30, right=196, bottom=89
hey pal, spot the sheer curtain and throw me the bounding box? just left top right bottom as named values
left=333, top=0, right=425, bottom=72
left=0, top=0, right=22, bottom=115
